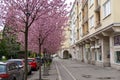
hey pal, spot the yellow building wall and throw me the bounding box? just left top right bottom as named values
left=88, top=0, right=96, bottom=35
left=112, top=0, right=120, bottom=23
left=100, top=0, right=113, bottom=30
left=61, top=26, right=70, bottom=49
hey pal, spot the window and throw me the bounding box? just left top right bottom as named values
left=98, top=48, right=102, bottom=61
left=97, top=0, right=100, bottom=5
left=115, top=51, right=120, bottom=63
left=114, top=35, right=120, bottom=46
left=79, top=13, right=81, bottom=21
left=89, top=16, right=94, bottom=29
left=90, top=0, right=94, bottom=6
left=96, top=47, right=102, bottom=61
left=0, top=65, right=6, bottom=72
left=103, top=0, right=111, bottom=17
left=79, top=27, right=82, bottom=36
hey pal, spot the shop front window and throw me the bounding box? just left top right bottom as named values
left=96, top=47, right=102, bottom=61
left=115, top=51, right=120, bottom=63
left=95, top=50, right=97, bottom=60
left=114, top=35, right=120, bottom=46
left=98, top=46, right=102, bottom=61
left=99, top=54, right=102, bottom=61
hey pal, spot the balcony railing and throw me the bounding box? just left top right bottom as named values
left=82, top=0, right=88, bottom=10
left=94, top=5, right=100, bottom=12
left=82, top=30, right=89, bottom=37
left=95, top=21, right=101, bottom=29
left=82, top=14, right=88, bottom=24
left=84, top=14, right=88, bottom=23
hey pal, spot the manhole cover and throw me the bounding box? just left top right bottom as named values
left=97, top=77, right=115, bottom=79
left=82, top=74, right=92, bottom=78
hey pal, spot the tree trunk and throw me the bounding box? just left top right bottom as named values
left=24, top=28, right=28, bottom=80
left=39, top=39, right=42, bottom=80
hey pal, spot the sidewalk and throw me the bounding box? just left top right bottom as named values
left=28, top=58, right=120, bottom=80
left=28, top=61, right=58, bottom=80
left=60, top=59, right=120, bottom=80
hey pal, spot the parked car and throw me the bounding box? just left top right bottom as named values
left=27, top=58, right=38, bottom=71
left=35, top=57, right=43, bottom=67
left=7, top=59, right=32, bottom=75
left=0, top=61, right=24, bottom=80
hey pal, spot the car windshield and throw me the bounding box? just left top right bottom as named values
left=14, top=61, right=23, bottom=66
left=8, top=60, right=23, bottom=66
left=0, top=64, right=6, bottom=72
left=27, top=59, right=34, bottom=62
left=36, top=58, right=40, bottom=61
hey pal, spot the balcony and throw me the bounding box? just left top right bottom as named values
left=82, top=30, right=89, bottom=37
left=95, top=21, right=101, bottom=29
left=84, top=15, right=88, bottom=23
left=94, top=5, right=100, bottom=12
left=82, top=33, right=86, bottom=37
left=82, top=15, right=88, bottom=24
left=82, top=0, right=88, bottom=10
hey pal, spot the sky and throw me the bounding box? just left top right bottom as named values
left=0, top=21, right=3, bottom=31
left=66, top=0, right=75, bottom=4
left=65, top=0, right=75, bottom=11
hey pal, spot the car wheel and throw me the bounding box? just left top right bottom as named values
left=34, top=67, right=38, bottom=71
left=28, top=70, right=32, bottom=75
left=13, top=78, right=16, bottom=80
left=22, top=74, right=25, bottom=80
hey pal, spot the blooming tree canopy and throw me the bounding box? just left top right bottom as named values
left=27, top=7, right=68, bottom=53
left=0, top=0, right=69, bottom=80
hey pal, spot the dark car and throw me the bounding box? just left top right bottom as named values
left=35, top=57, right=43, bottom=67
left=7, top=59, right=32, bottom=75
left=0, top=61, right=24, bottom=80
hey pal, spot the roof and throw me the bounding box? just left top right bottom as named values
left=0, top=62, right=6, bottom=65
left=7, top=59, right=24, bottom=61
left=28, top=58, right=35, bottom=59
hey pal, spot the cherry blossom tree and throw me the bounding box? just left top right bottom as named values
left=1, top=0, right=69, bottom=80
left=43, top=29, right=65, bottom=54
left=26, top=8, right=68, bottom=78
left=1, top=0, right=51, bottom=79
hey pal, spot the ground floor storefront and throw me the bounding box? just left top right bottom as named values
left=71, top=24, right=120, bottom=70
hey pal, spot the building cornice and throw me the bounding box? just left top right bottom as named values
left=76, top=23, right=120, bottom=44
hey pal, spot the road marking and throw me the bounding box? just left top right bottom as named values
left=55, top=62, right=62, bottom=80
left=60, top=62, right=77, bottom=80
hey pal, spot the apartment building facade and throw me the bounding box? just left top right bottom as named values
left=57, top=20, right=71, bottom=59
left=58, top=0, right=80, bottom=59
left=69, top=0, right=80, bottom=60
left=69, top=0, right=120, bottom=70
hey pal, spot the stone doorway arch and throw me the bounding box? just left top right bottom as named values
left=63, top=50, right=71, bottom=59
